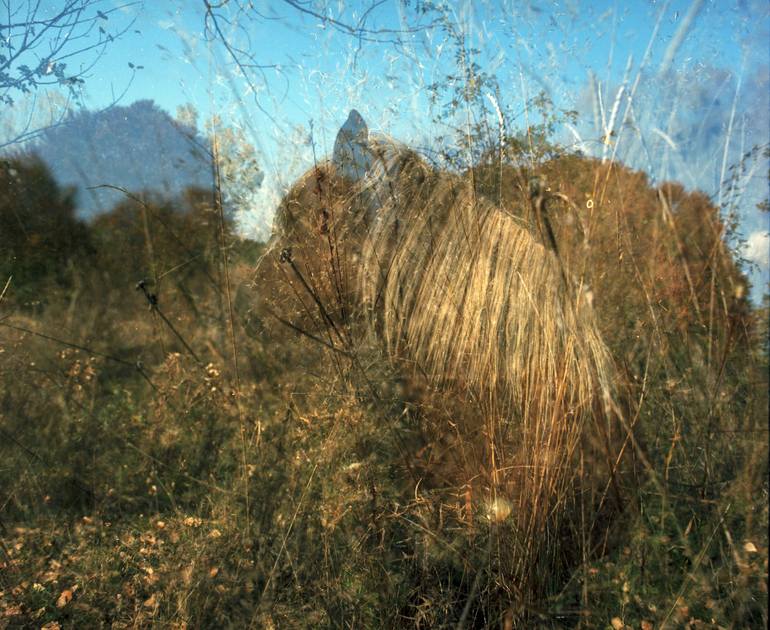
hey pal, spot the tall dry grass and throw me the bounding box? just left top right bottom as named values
left=1, top=119, right=766, bottom=627
left=252, top=116, right=632, bottom=613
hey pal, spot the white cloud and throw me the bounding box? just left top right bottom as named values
left=743, top=230, right=770, bottom=269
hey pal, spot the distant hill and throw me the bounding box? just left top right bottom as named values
left=28, top=100, right=213, bottom=219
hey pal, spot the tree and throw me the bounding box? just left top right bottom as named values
left=31, top=100, right=212, bottom=219
left=0, top=154, right=93, bottom=304
left=0, top=0, right=141, bottom=147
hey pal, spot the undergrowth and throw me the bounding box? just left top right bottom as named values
left=0, top=148, right=767, bottom=629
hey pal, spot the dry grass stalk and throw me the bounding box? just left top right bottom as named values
left=253, top=110, right=625, bottom=602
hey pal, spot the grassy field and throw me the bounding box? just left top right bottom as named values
left=0, top=150, right=767, bottom=628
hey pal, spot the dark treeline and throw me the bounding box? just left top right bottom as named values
left=0, top=152, right=261, bottom=309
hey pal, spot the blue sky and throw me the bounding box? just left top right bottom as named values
left=5, top=0, right=769, bottom=292
left=84, top=1, right=765, bottom=140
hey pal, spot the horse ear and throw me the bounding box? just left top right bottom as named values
left=332, top=109, right=374, bottom=181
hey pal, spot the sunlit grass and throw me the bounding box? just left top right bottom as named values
left=1, top=135, right=767, bottom=627
left=1, top=3, right=768, bottom=627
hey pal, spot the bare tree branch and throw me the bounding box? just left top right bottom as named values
left=0, top=0, right=141, bottom=147
left=200, top=0, right=437, bottom=118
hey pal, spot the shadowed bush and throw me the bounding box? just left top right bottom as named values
left=0, top=155, right=93, bottom=307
